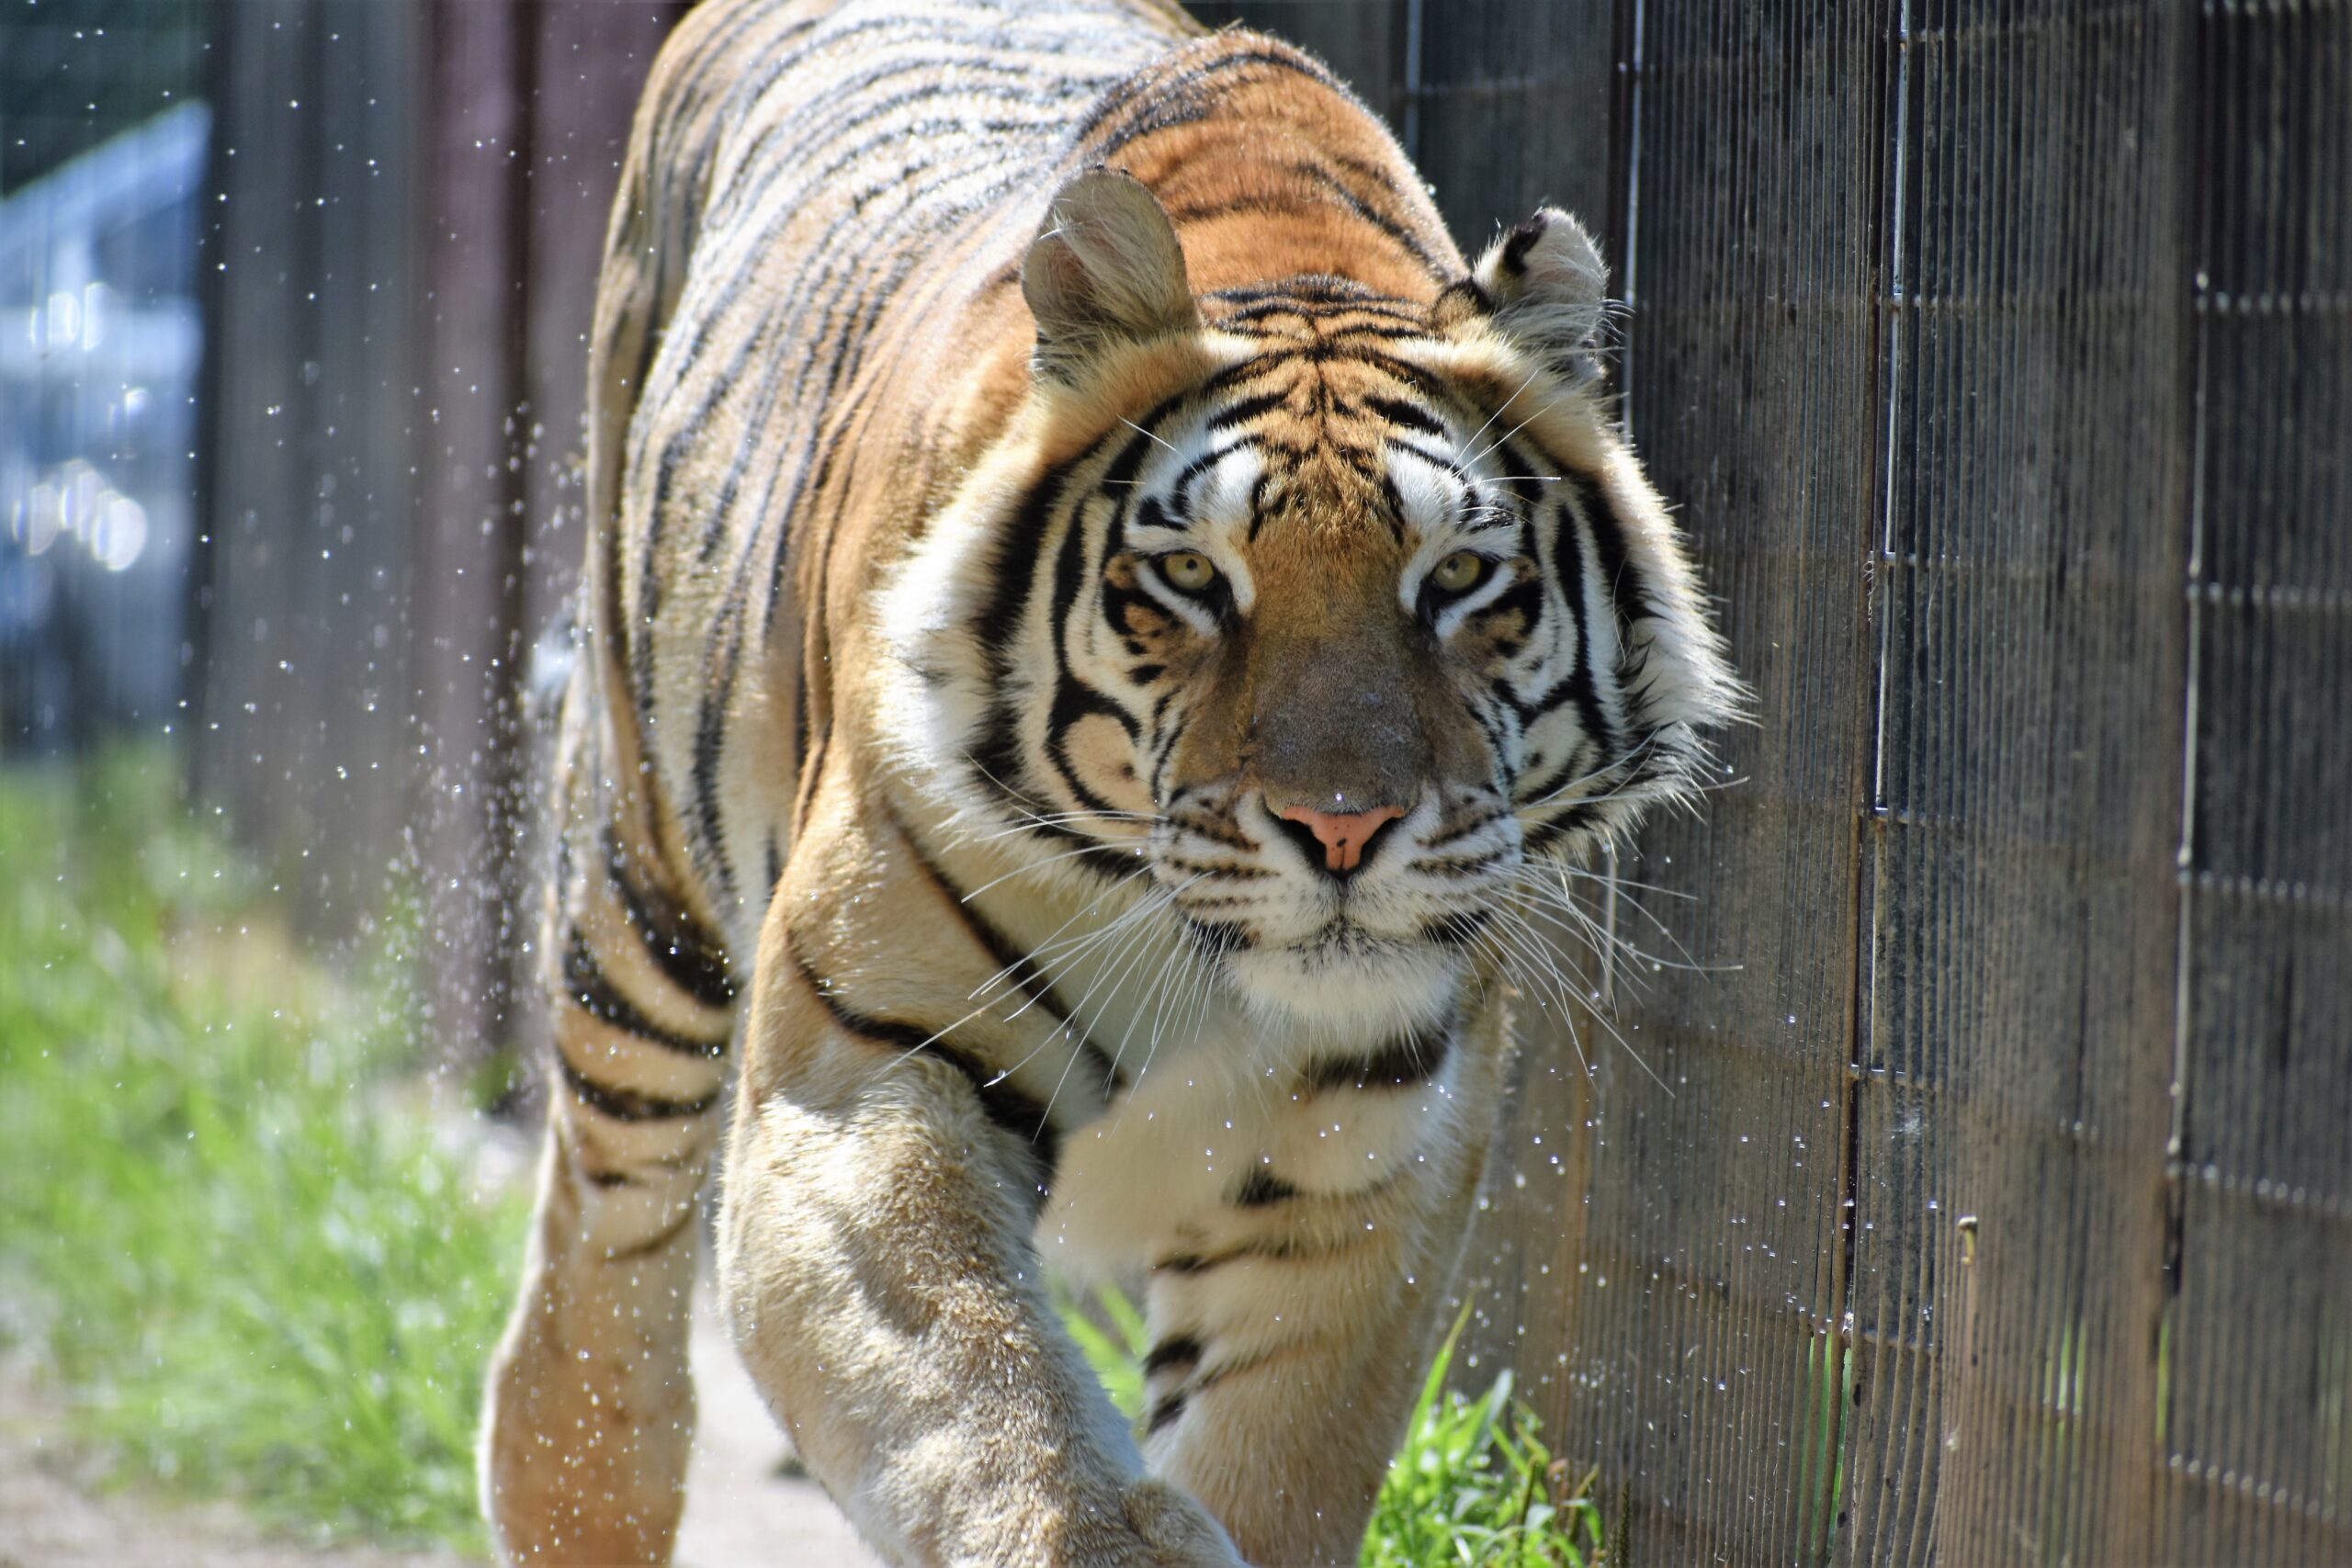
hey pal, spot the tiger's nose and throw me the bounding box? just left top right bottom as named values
left=1277, top=804, right=1406, bottom=875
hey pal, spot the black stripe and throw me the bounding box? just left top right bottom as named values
left=1149, top=1231, right=1342, bottom=1277
left=1208, top=299, right=1423, bottom=330
left=1515, top=741, right=1604, bottom=820
left=1231, top=1167, right=1300, bottom=1207
left=1494, top=434, right=1549, bottom=508
left=1500, top=215, right=1547, bottom=276
left=1431, top=276, right=1492, bottom=321
left=690, top=594, right=745, bottom=904
left=1204, top=389, right=1290, bottom=431
left=1082, top=46, right=1343, bottom=158
left=1147, top=1392, right=1187, bottom=1435
left=1205, top=276, right=1416, bottom=313
left=1542, top=491, right=1615, bottom=756
left=1462, top=685, right=1517, bottom=764
left=1568, top=468, right=1656, bottom=631
left=1282, top=155, right=1446, bottom=273
left=1419, top=843, right=1510, bottom=882
left=1521, top=797, right=1603, bottom=857
left=1388, top=439, right=1487, bottom=493
left=964, top=703, right=1132, bottom=881
left=1421, top=909, right=1495, bottom=947
left=1475, top=575, right=1545, bottom=642
left=1165, top=443, right=1255, bottom=529
left=1301, top=1018, right=1452, bottom=1093
left=562, top=931, right=729, bottom=1059
left=1145, top=1336, right=1204, bottom=1377
left=1133, top=494, right=1179, bottom=536
left=1042, top=490, right=1148, bottom=819
left=1204, top=340, right=1458, bottom=410
left=1364, top=393, right=1447, bottom=438
left=1487, top=674, right=1541, bottom=728
left=1425, top=807, right=1510, bottom=850
left=605, top=832, right=738, bottom=1010
left=560, top=1056, right=719, bottom=1122
left=977, top=446, right=1086, bottom=671
left=790, top=940, right=1063, bottom=1185
left=881, top=801, right=1126, bottom=1095
left=795, top=722, right=832, bottom=834
left=1223, top=316, right=1430, bottom=343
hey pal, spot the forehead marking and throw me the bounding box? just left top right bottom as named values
left=1386, top=444, right=1476, bottom=539
left=1183, top=442, right=1264, bottom=532
left=1167, top=441, right=1261, bottom=525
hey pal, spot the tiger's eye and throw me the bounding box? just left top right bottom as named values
left=1159, top=551, right=1217, bottom=593
left=1430, top=550, right=1487, bottom=593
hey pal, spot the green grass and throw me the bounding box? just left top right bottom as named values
left=1363, top=1311, right=1608, bottom=1567
left=1062, top=1285, right=1609, bottom=1566
left=0, top=751, right=527, bottom=1549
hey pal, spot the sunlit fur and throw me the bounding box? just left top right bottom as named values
left=880, top=283, right=1738, bottom=1039
left=482, top=2, right=1736, bottom=1564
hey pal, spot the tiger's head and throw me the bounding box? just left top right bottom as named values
left=883, top=171, right=1738, bottom=1038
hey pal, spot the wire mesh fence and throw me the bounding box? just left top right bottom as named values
left=1218, top=2, right=2351, bottom=1562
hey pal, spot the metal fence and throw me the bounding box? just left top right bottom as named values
left=1197, top=2, right=2347, bottom=1562
left=174, top=1, right=2348, bottom=1561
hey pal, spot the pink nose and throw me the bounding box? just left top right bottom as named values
left=1278, top=805, right=1405, bottom=874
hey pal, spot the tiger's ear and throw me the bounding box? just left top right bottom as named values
left=1442, top=208, right=1610, bottom=382
left=1023, top=169, right=1198, bottom=384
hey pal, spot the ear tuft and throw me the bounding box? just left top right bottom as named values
left=1023, top=169, right=1198, bottom=383
left=1465, top=208, right=1610, bottom=381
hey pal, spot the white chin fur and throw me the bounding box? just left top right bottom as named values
left=1219, top=937, right=1460, bottom=1036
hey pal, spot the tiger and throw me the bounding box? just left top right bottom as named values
left=479, top=0, right=1738, bottom=1562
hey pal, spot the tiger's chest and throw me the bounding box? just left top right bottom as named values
left=1033, top=991, right=1480, bottom=1275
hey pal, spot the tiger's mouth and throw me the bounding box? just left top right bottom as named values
left=1185, top=908, right=1471, bottom=1032
left=1298, top=915, right=1401, bottom=959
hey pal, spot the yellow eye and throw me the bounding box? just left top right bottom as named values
left=1430, top=550, right=1487, bottom=594
left=1158, top=551, right=1218, bottom=593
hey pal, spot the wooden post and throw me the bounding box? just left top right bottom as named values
left=414, top=0, right=531, bottom=1065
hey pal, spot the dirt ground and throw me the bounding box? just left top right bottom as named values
left=0, top=1291, right=880, bottom=1568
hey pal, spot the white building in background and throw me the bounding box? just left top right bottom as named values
left=0, top=102, right=207, bottom=755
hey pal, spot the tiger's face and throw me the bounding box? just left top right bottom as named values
left=1058, top=339, right=1642, bottom=1029
left=884, top=174, right=1736, bottom=1036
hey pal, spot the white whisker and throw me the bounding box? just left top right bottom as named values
left=958, top=842, right=1134, bottom=902
left=1120, top=416, right=1179, bottom=453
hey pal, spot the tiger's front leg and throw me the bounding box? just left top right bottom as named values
left=1114, top=1002, right=1510, bottom=1566
left=716, top=897, right=1247, bottom=1568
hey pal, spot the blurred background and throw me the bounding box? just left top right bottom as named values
left=3, top=0, right=681, bottom=1058
left=3, top=2, right=2346, bottom=1565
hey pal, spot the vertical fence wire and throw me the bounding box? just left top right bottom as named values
left=2159, top=5, right=2352, bottom=1559
left=1245, top=3, right=2351, bottom=1562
